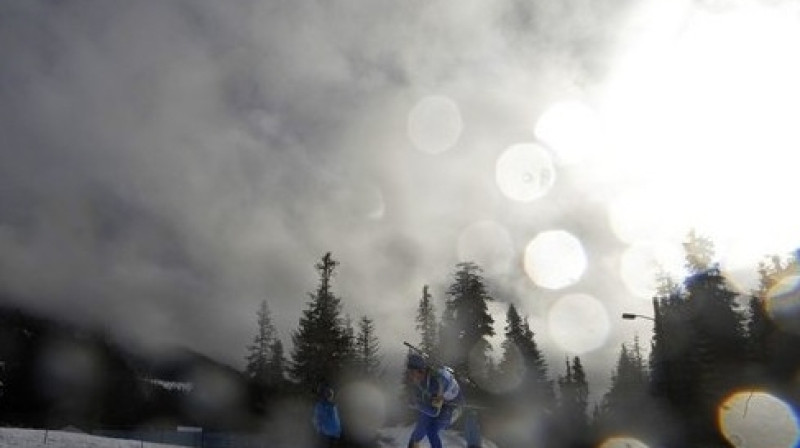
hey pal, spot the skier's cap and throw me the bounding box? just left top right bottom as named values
left=406, top=353, right=426, bottom=370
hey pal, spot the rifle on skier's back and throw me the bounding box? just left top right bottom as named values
left=403, top=341, right=479, bottom=390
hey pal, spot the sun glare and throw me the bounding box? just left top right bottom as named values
left=765, top=275, right=800, bottom=336
left=534, top=100, right=604, bottom=166
left=547, top=293, right=610, bottom=354
left=495, top=143, right=556, bottom=202
left=718, top=391, right=800, bottom=448
left=407, top=95, right=463, bottom=155
left=599, top=1, right=800, bottom=279
left=620, top=241, right=684, bottom=299
left=524, top=230, right=587, bottom=290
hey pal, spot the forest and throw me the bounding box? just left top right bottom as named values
left=0, top=231, right=799, bottom=448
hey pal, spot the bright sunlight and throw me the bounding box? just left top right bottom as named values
left=595, top=0, right=800, bottom=291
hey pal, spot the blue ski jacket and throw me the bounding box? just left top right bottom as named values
left=312, top=399, right=341, bottom=438
left=411, top=367, right=463, bottom=417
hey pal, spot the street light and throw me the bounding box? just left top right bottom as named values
left=621, top=312, right=655, bottom=321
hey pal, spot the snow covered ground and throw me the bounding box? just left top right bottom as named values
left=376, top=425, right=498, bottom=448
left=0, top=426, right=498, bottom=448
left=0, top=428, right=184, bottom=448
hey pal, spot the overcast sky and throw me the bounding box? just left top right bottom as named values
left=2, top=0, right=800, bottom=396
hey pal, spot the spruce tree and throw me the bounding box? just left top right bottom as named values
left=289, top=252, right=351, bottom=390
left=683, top=228, right=715, bottom=273
left=499, top=304, right=525, bottom=386
left=342, top=314, right=358, bottom=370
left=556, top=356, right=589, bottom=445
left=747, top=288, right=774, bottom=381
left=568, top=357, right=589, bottom=424
left=650, top=275, right=696, bottom=446
left=267, top=339, right=287, bottom=387
left=750, top=253, right=800, bottom=386
left=520, top=317, right=555, bottom=406
left=245, top=300, right=278, bottom=386
left=415, top=285, right=438, bottom=357
left=681, top=231, right=747, bottom=444
left=650, top=270, right=688, bottom=396
left=499, top=304, right=554, bottom=409
left=354, top=315, right=382, bottom=379
left=440, top=262, right=495, bottom=375
left=599, top=340, right=649, bottom=435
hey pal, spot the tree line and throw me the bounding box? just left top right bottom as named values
left=241, top=250, right=590, bottom=445
left=246, top=232, right=800, bottom=447
left=244, top=250, right=592, bottom=446
left=0, top=230, right=797, bottom=447
left=594, top=231, right=800, bottom=446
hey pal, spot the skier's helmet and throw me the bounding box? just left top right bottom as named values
left=406, top=353, right=426, bottom=370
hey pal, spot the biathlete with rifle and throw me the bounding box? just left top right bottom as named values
left=405, top=352, right=465, bottom=448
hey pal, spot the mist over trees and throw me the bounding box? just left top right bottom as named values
left=1, top=232, right=799, bottom=447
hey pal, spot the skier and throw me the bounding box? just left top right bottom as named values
left=405, top=352, right=464, bottom=448
left=312, top=384, right=342, bottom=448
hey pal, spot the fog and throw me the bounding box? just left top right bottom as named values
left=2, top=0, right=799, bottom=401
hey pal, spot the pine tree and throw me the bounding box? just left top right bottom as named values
left=750, top=253, right=800, bottom=386
left=439, top=262, right=495, bottom=375
left=289, top=252, right=352, bottom=390
left=556, top=356, right=589, bottom=444
left=499, top=304, right=524, bottom=385
left=599, top=340, right=649, bottom=435
left=354, top=315, right=382, bottom=379
left=681, top=231, right=747, bottom=444
left=415, top=285, right=438, bottom=358
left=650, top=274, right=697, bottom=446
left=571, top=356, right=589, bottom=418
left=245, top=300, right=278, bottom=386
left=267, top=339, right=287, bottom=386
left=520, top=317, right=555, bottom=406
left=342, top=314, right=358, bottom=370
left=683, top=228, right=714, bottom=274
left=499, top=304, right=554, bottom=409
left=650, top=269, right=689, bottom=398
left=747, top=289, right=774, bottom=379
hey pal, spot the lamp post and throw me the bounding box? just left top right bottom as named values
left=621, top=313, right=655, bottom=321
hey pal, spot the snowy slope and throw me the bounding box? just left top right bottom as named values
left=376, top=425, right=498, bottom=448
left=0, top=426, right=498, bottom=448
left=0, top=428, right=185, bottom=448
